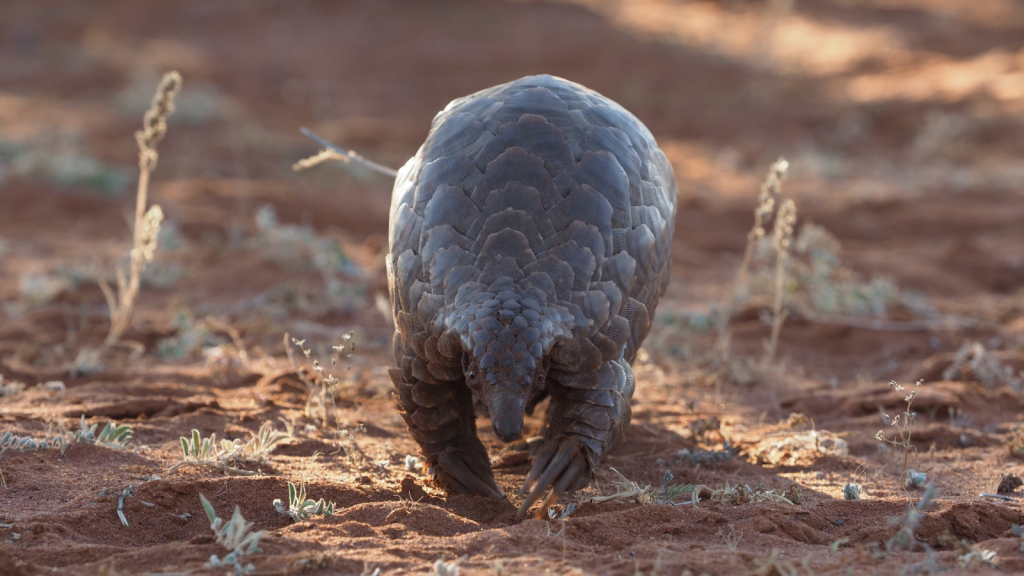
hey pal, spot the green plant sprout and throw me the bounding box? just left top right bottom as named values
left=273, top=481, right=336, bottom=521
left=200, top=493, right=264, bottom=575
left=171, top=422, right=291, bottom=476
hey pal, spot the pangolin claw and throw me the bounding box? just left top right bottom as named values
left=435, top=448, right=504, bottom=499
left=516, top=437, right=590, bottom=519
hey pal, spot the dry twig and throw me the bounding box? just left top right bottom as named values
left=293, top=127, right=399, bottom=178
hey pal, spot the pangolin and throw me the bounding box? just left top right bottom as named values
left=386, top=74, right=677, bottom=517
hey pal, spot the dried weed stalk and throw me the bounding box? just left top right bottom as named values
left=284, top=333, right=376, bottom=470
left=714, top=158, right=788, bottom=358
left=100, top=71, right=181, bottom=345
left=875, top=380, right=924, bottom=490
left=284, top=333, right=355, bottom=430
left=763, top=198, right=796, bottom=365
left=116, top=479, right=156, bottom=528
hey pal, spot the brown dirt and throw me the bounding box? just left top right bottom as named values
left=2, top=0, right=1024, bottom=574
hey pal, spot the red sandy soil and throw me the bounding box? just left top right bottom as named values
left=3, top=0, right=1024, bottom=574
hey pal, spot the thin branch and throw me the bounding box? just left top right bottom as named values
left=295, top=126, right=399, bottom=178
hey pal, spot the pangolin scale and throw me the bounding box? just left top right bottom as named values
left=386, top=74, right=677, bottom=517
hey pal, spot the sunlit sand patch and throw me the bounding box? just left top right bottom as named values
left=846, top=50, right=1024, bottom=104
left=559, top=0, right=909, bottom=76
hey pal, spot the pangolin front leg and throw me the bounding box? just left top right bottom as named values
left=389, top=368, right=502, bottom=498
left=517, top=358, right=635, bottom=518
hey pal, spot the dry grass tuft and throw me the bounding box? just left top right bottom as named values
left=589, top=469, right=692, bottom=505
left=100, top=71, right=181, bottom=345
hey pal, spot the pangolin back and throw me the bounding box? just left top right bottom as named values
left=387, top=74, right=677, bottom=506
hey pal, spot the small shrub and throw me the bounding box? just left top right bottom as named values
left=1011, top=524, right=1024, bottom=552
left=157, top=310, right=219, bottom=360
left=68, top=347, right=104, bottom=377
left=273, top=481, right=336, bottom=521
left=285, top=334, right=354, bottom=430
left=2, top=416, right=132, bottom=456
left=843, top=482, right=862, bottom=500
left=252, top=205, right=363, bottom=286
left=199, top=493, right=264, bottom=575
left=171, top=422, right=291, bottom=476
left=0, top=376, right=25, bottom=397
left=0, top=131, right=129, bottom=195
left=904, top=469, right=927, bottom=490
left=404, top=454, right=422, bottom=473
left=956, top=547, right=998, bottom=568
left=998, top=473, right=1023, bottom=494
left=430, top=558, right=459, bottom=576
left=1006, top=427, right=1024, bottom=459
left=74, top=415, right=134, bottom=449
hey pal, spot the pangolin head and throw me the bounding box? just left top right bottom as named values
left=437, top=277, right=573, bottom=442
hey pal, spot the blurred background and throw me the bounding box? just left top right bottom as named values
left=1, top=0, right=1023, bottom=375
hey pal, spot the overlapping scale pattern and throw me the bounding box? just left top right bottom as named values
left=387, top=74, right=676, bottom=493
